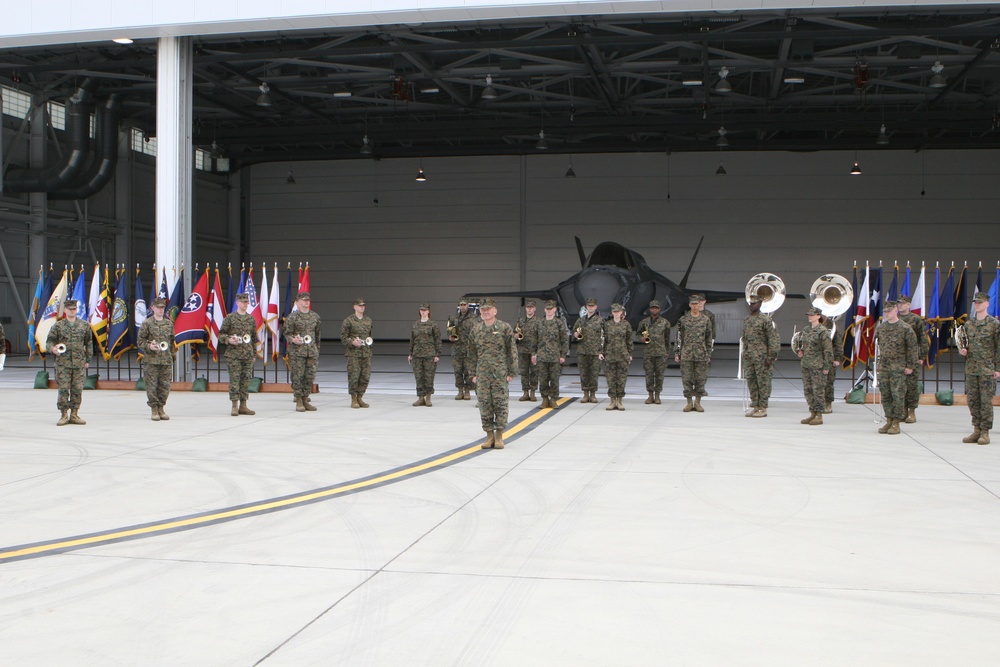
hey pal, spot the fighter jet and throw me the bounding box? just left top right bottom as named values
left=471, top=236, right=745, bottom=329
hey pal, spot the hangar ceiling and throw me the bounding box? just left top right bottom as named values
left=3, top=5, right=1000, bottom=168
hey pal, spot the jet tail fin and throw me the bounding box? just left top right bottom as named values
left=574, top=236, right=587, bottom=268
left=678, top=236, right=705, bottom=289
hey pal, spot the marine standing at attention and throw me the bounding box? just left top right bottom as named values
left=342, top=297, right=373, bottom=408
left=515, top=299, right=540, bottom=402
left=408, top=302, right=441, bottom=407
left=741, top=294, right=781, bottom=418
left=283, top=292, right=322, bottom=412
left=601, top=303, right=634, bottom=411
left=448, top=297, right=477, bottom=400
left=136, top=297, right=175, bottom=421
left=219, top=293, right=257, bottom=416
left=896, top=294, right=929, bottom=423
left=874, top=300, right=919, bottom=435
left=46, top=299, right=94, bottom=426
left=795, top=306, right=833, bottom=426
left=573, top=298, right=604, bottom=403
left=958, top=291, right=1000, bottom=445
left=636, top=299, right=671, bottom=405
left=675, top=293, right=713, bottom=413
left=469, top=298, right=518, bottom=449
left=532, top=299, right=569, bottom=409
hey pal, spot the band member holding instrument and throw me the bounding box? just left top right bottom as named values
left=741, top=295, right=781, bottom=417
left=283, top=292, right=322, bottom=412
left=515, top=299, right=540, bottom=402
left=897, top=294, right=929, bottom=423
left=137, top=297, right=175, bottom=421
left=637, top=299, right=671, bottom=404
left=796, top=307, right=833, bottom=426
left=220, top=293, right=258, bottom=416
left=342, top=297, right=374, bottom=408
left=408, top=302, right=441, bottom=407
left=874, top=300, right=919, bottom=435
left=46, top=299, right=94, bottom=426
left=958, top=291, right=1000, bottom=445
left=448, top=297, right=477, bottom=400
left=675, top=293, right=713, bottom=412
left=469, top=298, right=518, bottom=449
left=532, top=300, right=569, bottom=409
left=820, top=316, right=845, bottom=414
left=601, top=303, right=634, bottom=411
left=573, top=297, right=604, bottom=403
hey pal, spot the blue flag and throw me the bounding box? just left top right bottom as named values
left=231, top=265, right=246, bottom=312
left=71, top=265, right=88, bottom=322
left=26, top=266, right=46, bottom=361
left=167, top=269, right=185, bottom=322
left=938, top=267, right=956, bottom=351
left=953, top=264, right=968, bottom=329
left=109, top=268, right=134, bottom=360
left=280, top=263, right=296, bottom=360
left=886, top=264, right=899, bottom=302
left=990, top=265, right=1000, bottom=318
left=902, top=264, right=911, bottom=299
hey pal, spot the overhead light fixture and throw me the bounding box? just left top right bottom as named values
left=420, top=81, right=440, bottom=94
left=112, top=38, right=134, bottom=45
left=256, top=82, right=273, bottom=107
left=716, top=162, right=727, bottom=176
left=482, top=75, right=498, bottom=100
left=536, top=130, right=549, bottom=150
left=682, top=75, right=703, bottom=87
left=415, top=160, right=427, bottom=182
left=209, top=141, right=221, bottom=159
left=716, top=66, right=732, bottom=93
left=360, top=135, right=373, bottom=155
left=929, top=61, right=947, bottom=88
left=876, top=124, right=889, bottom=146
left=286, top=169, right=296, bottom=185
left=783, top=75, right=806, bottom=84
left=333, top=88, right=352, bottom=98
left=716, top=126, right=729, bottom=148
left=565, top=161, right=576, bottom=178
left=850, top=154, right=862, bottom=175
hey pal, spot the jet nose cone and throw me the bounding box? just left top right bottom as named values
left=577, top=268, right=625, bottom=311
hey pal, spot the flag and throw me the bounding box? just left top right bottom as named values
left=108, top=268, right=134, bottom=360
left=207, top=267, right=227, bottom=362
left=267, top=264, right=280, bottom=362
left=841, top=265, right=859, bottom=368
left=927, top=265, right=941, bottom=367
left=89, top=264, right=111, bottom=361
left=226, top=263, right=234, bottom=314
left=166, top=268, right=185, bottom=322
left=26, top=265, right=46, bottom=361
left=859, top=264, right=883, bottom=364
left=257, top=264, right=271, bottom=362
left=911, top=264, right=926, bottom=317
left=134, top=267, right=147, bottom=358
left=35, top=269, right=69, bottom=353
left=853, top=264, right=871, bottom=363
left=231, top=264, right=246, bottom=312
left=158, top=266, right=170, bottom=301
left=902, top=263, right=912, bottom=301
left=281, top=263, right=295, bottom=360
left=175, top=268, right=210, bottom=348
left=937, top=265, right=956, bottom=353
left=953, top=263, right=969, bottom=328
left=975, top=263, right=985, bottom=295
left=299, top=263, right=310, bottom=293
left=69, top=266, right=89, bottom=323
left=989, top=264, right=1000, bottom=318
left=886, top=264, right=899, bottom=302
left=244, top=266, right=263, bottom=358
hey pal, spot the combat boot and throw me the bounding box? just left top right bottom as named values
left=296, top=398, right=307, bottom=412
left=683, top=397, right=693, bottom=413
left=481, top=430, right=496, bottom=449
left=978, top=430, right=990, bottom=445
left=463, top=388, right=472, bottom=400
left=303, top=397, right=317, bottom=412
left=878, top=419, right=892, bottom=434
left=423, top=395, right=432, bottom=407
left=654, top=392, right=661, bottom=405
left=693, top=396, right=704, bottom=413
left=69, top=409, right=86, bottom=425
left=962, top=428, right=981, bottom=443
left=617, top=397, right=625, bottom=411
left=494, top=430, right=505, bottom=449
left=238, top=400, right=255, bottom=415
left=519, top=391, right=530, bottom=402
left=745, top=407, right=756, bottom=417
left=357, top=393, right=369, bottom=408
left=802, top=413, right=816, bottom=425
left=753, top=408, right=767, bottom=418
left=57, top=410, right=70, bottom=426
left=823, top=403, right=833, bottom=414
left=413, top=396, right=426, bottom=407
left=352, top=394, right=361, bottom=409
left=529, top=389, right=537, bottom=402
left=645, top=391, right=655, bottom=405
left=886, top=419, right=900, bottom=435
left=606, top=398, right=616, bottom=411
left=231, top=400, right=240, bottom=416
left=151, top=407, right=161, bottom=421
left=904, top=408, right=916, bottom=424
left=808, top=413, right=823, bottom=426
left=455, top=390, right=464, bottom=401
left=551, top=395, right=560, bottom=407
left=158, top=406, right=170, bottom=420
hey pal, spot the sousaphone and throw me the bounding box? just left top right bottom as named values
left=809, top=274, right=854, bottom=317
left=745, top=272, right=786, bottom=314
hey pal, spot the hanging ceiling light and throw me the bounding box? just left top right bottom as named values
left=850, top=154, right=862, bottom=175
left=482, top=75, right=498, bottom=100
left=783, top=74, right=806, bottom=84
left=716, top=161, right=727, bottom=176
left=420, top=81, right=440, bottom=94
left=209, top=141, right=221, bottom=159
left=415, top=160, right=427, bottom=182
left=112, top=38, right=134, bottom=45
left=929, top=61, right=948, bottom=88
left=682, top=74, right=703, bottom=86
left=715, top=66, right=732, bottom=93
left=256, top=82, right=273, bottom=107
left=716, top=126, right=729, bottom=148
left=536, top=130, right=549, bottom=150
left=876, top=124, right=889, bottom=146
left=333, top=88, right=352, bottom=98
left=360, top=135, right=373, bottom=155
left=565, top=160, right=576, bottom=178
left=286, top=169, right=296, bottom=185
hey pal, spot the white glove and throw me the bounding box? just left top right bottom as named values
left=0, top=353, right=6, bottom=371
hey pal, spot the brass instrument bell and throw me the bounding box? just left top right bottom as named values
left=809, top=274, right=854, bottom=318
left=745, top=272, right=787, bottom=313
left=53, top=343, right=68, bottom=354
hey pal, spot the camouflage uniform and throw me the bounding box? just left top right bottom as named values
left=449, top=308, right=478, bottom=394
left=534, top=316, right=569, bottom=402
left=136, top=317, right=175, bottom=410
left=821, top=318, right=846, bottom=409
left=799, top=323, right=833, bottom=414
left=637, top=314, right=671, bottom=394
left=515, top=311, right=540, bottom=396
left=219, top=312, right=257, bottom=400
left=282, top=309, right=322, bottom=401
left=573, top=310, right=605, bottom=395
left=741, top=310, right=780, bottom=409
left=409, top=318, right=442, bottom=397
left=341, top=314, right=373, bottom=396
left=602, top=318, right=634, bottom=401
left=46, top=318, right=94, bottom=413
left=875, top=319, right=919, bottom=423
left=468, top=317, right=518, bottom=433
left=675, top=313, right=712, bottom=399
left=961, top=314, right=1000, bottom=433
left=898, top=311, right=929, bottom=411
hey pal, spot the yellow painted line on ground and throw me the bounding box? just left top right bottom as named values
left=0, top=397, right=574, bottom=564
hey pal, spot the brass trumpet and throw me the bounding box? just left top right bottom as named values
left=514, top=324, right=524, bottom=341
left=364, top=337, right=374, bottom=347
left=52, top=343, right=67, bottom=354
left=641, top=327, right=651, bottom=344
left=447, top=323, right=459, bottom=342
left=791, top=326, right=804, bottom=354
left=955, top=324, right=970, bottom=352
left=302, top=334, right=313, bottom=345
left=156, top=341, right=170, bottom=351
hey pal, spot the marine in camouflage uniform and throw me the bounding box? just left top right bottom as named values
left=573, top=298, right=605, bottom=403
left=342, top=297, right=374, bottom=408
left=959, top=291, right=1000, bottom=445
left=796, top=307, right=833, bottom=425
left=674, top=294, right=713, bottom=412
left=515, top=299, right=540, bottom=402
left=897, top=294, right=930, bottom=423
left=601, top=303, right=634, bottom=411
left=46, top=300, right=94, bottom=425
left=448, top=298, right=478, bottom=400
left=282, top=292, right=322, bottom=412
left=741, top=296, right=781, bottom=417
left=532, top=300, right=569, bottom=409
left=136, top=298, right=175, bottom=421
left=408, top=302, right=441, bottom=406
left=219, top=293, right=258, bottom=416
left=468, top=298, right=518, bottom=449
left=821, top=316, right=846, bottom=414
left=637, top=300, right=671, bottom=404
left=874, top=300, right=919, bottom=435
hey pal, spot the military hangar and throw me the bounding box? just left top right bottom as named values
left=1, top=1, right=999, bottom=664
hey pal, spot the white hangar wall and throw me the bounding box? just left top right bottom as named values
left=247, top=148, right=1000, bottom=342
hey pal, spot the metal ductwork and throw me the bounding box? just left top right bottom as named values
left=49, top=94, right=122, bottom=200
left=3, top=78, right=96, bottom=194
